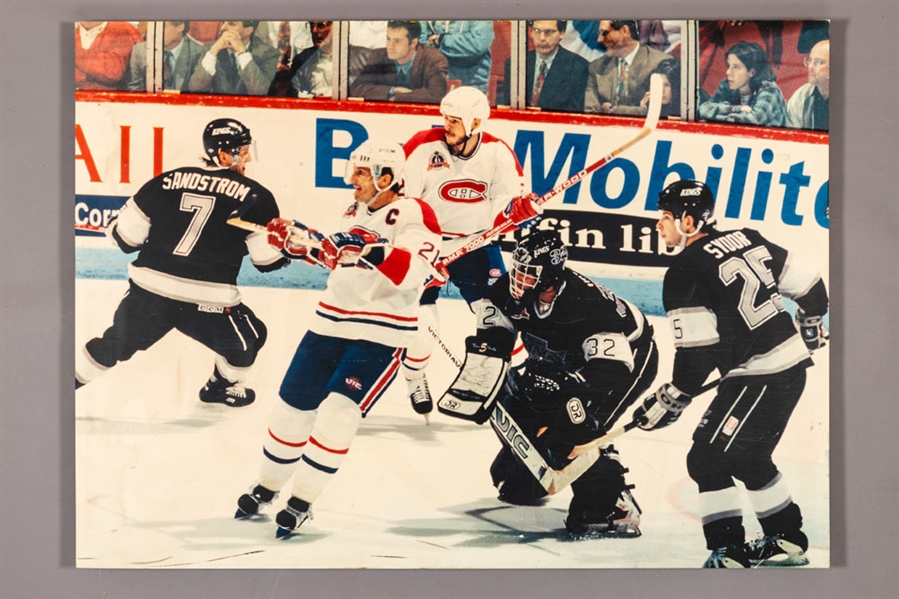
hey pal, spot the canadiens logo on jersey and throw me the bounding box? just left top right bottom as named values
left=438, top=180, right=488, bottom=203
left=427, top=151, right=450, bottom=171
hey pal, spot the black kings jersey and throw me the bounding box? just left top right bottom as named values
left=663, top=227, right=816, bottom=394
left=478, top=269, right=651, bottom=379
left=109, top=165, right=282, bottom=306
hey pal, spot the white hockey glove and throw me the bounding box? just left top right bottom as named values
left=438, top=336, right=512, bottom=424
left=266, top=218, right=324, bottom=261
left=795, top=309, right=829, bottom=353
left=632, top=383, right=692, bottom=431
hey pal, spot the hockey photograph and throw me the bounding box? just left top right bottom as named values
left=73, top=19, right=831, bottom=569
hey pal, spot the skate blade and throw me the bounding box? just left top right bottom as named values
left=275, top=526, right=296, bottom=540
left=751, top=554, right=809, bottom=568
left=568, top=524, right=642, bottom=540
left=234, top=508, right=251, bottom=520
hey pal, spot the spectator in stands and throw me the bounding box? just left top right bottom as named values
left=584, top=20, right=670, bottom=115
left=270, top=21, right=371, bottom=98
left=419, top=21, right=494, bottom=93
left=75, top=21, right=143, bottom=91
left=640, top=58, right=681, bottom=118
left=188, top=21, right=280, bottom=96
left=127, top=21, right=204, bottom=92
left=698, top=41, right=787, bottom=127
left=350, top=20, right=449, bottom=104
left=786, top=39, right=829, bottom=131
left=522, top=20, right=589, bottom=113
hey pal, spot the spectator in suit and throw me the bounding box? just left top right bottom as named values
left=75, top=21, right=143, bottom=91
left=188, top=21, right=280, bottom=96
left=524, top=20, right=589, bottom=113
left=350, top=20, right=449, bottom=104
left=584, top=20, right=670, bottom=115
left=419, top=20, right=494, bottom=93
left=786, top=39, right=829, bottom=130
left=269, top=21, right=371, bottom=98
left=127, top=21, right=204, bottom=92
left=639, top=58, right=681, bottom=118
left=698, top=41, right=787, bottom=127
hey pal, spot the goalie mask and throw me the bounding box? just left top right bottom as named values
left=510, top=229, right=568, bottom=300
left=440, top=86, right=490, bottom=138
left=203, top=118, right=256, bottom=168
left=343, top=139, right=406, bottom=193
left=657, top=179, right=716, bottom=246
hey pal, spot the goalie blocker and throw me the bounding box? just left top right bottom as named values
left=438, top=332, right=514, bottom=424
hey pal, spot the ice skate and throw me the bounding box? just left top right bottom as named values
left=407, top=375, right=433, bottom=419
left=199, top=371, right=256, bottom=407
left=703, top=544, right=750, bottom=568
left=745, top=530, right=809, bottom=567
left=565, top=488, right=642, bottom=538
left=234, top=484, right=277, bottom=519
left=275, top=497, right=312, bottom=539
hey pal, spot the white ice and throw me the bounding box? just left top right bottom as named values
left=75, top=279, right=830, bottom=569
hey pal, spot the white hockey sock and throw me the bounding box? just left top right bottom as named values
left=403, top=304, right=439, bottom=380
left=214, top=355, right=250, bottom=385
left=746, top=472, right=793, bottom=521
left=697, top=485, right=743, bottom=526
left=258, top=401, right=316, bottom=492
left=290, top=393, right=361, bottom=504
left=75, top=344, right=109, bottom=385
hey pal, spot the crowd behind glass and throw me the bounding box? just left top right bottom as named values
left=74, top=19, right=829, bottom=132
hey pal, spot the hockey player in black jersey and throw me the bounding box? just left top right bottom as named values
left=75, top=118, right=289, bottom=406
left=638, top=179, right=829, bottom=567
left=438, top=229, right=658, bottom=537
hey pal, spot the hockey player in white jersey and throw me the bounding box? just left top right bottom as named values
left=233, top=140, right=443, bottom=538
left=401, top=85, right=541, bottom=417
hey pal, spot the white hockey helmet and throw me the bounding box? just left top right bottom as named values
left=440, top=86, right=490, bottom=137
left=343, top=139, right=406, bottom=192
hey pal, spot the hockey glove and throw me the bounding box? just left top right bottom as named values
left=438, top=335, right=513, bottom=424
left=320, top=230, right=385, bottom=270
left=504, top=192, right=543, bottom=227
left=266, top=218, right=324, bottom=260
left=633, top=383, right=692, bottom=431
left=795, top=309, right=829, bottom=353
left=518, top=360, right=589, bottom=403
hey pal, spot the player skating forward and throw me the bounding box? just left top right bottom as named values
left=234, top=140, right=442, bottom=538
left=401, top=85, right=540, bottom=417
left=438, top=229, right=658, bottom=536
left=636, top=179, right=829, bottom=567
left=75, top=118, right=287, bottom=406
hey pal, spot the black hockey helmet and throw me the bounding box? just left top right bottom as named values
left=203, top=118, right=253, bottom=165
left=657, top=179, right=716, bottom=228
left=510, top=229, right=568, bottom=300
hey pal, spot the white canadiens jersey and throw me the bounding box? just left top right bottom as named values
left=308, top=197, right=442, bottom=349
left=403, top=128, right=524, bottom=254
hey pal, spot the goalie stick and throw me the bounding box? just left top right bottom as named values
left=567, top=378, right=722, bottom=459
left=427, top=326, right=602, bottom=495
left=432, top=73, right=664, bottom=274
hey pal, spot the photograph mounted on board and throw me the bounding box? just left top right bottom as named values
left=74, top=18, right=830, bottom=569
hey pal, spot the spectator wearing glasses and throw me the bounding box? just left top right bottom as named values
left=188, top=21, right=280, bottom=96
left=698, top=41, right=787, bottom=127
left=584, top=20, right=670, bottom=115
left=351, top=20, right=449, bottom=104
left=128, top=21, right=204, bottom=92
left=419, top=21, right=494, bottom=93
left=786, top=39, right=829, bottom=131
left=75, top=21, right=143, bottom=91
left=521, top=20, right=589, bottom=112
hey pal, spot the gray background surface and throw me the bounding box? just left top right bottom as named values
left=2, top=1, right=897, bottom=597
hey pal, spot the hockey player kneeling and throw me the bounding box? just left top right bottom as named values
left=439, top=230, right=659, bottom=537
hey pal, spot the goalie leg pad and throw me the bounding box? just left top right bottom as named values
left=438, top=348, right=510, bottom=424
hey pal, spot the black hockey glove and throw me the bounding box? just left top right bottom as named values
left=795, top=309, right=829, bottom=353
left=518, top=359, right=589, bottom=402
left=437, top=335, right=513, bottom=424
left=633, top=383, right=692, bottom=431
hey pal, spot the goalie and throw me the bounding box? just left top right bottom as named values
left=438, top=229, right=658, bottom=536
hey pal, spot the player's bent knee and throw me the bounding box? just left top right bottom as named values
left=313, top=393, right=362, bottom=447
left=686, top=443, right=732, bottom=483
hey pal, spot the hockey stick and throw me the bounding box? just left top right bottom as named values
left=433, top=73, right=664, bottom=272
left=428, top=326, right=601, bottom=495
left=567, top=378, right=722, bottom=459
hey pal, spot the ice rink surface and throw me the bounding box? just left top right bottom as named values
left=75, top=279, right=830, bottom=570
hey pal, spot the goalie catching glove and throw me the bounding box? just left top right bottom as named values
left=632, top=383, right=692, bottom=431
left=438, top=335, right=514, bottom=424
left=795, top=308, right=829, bottom=353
